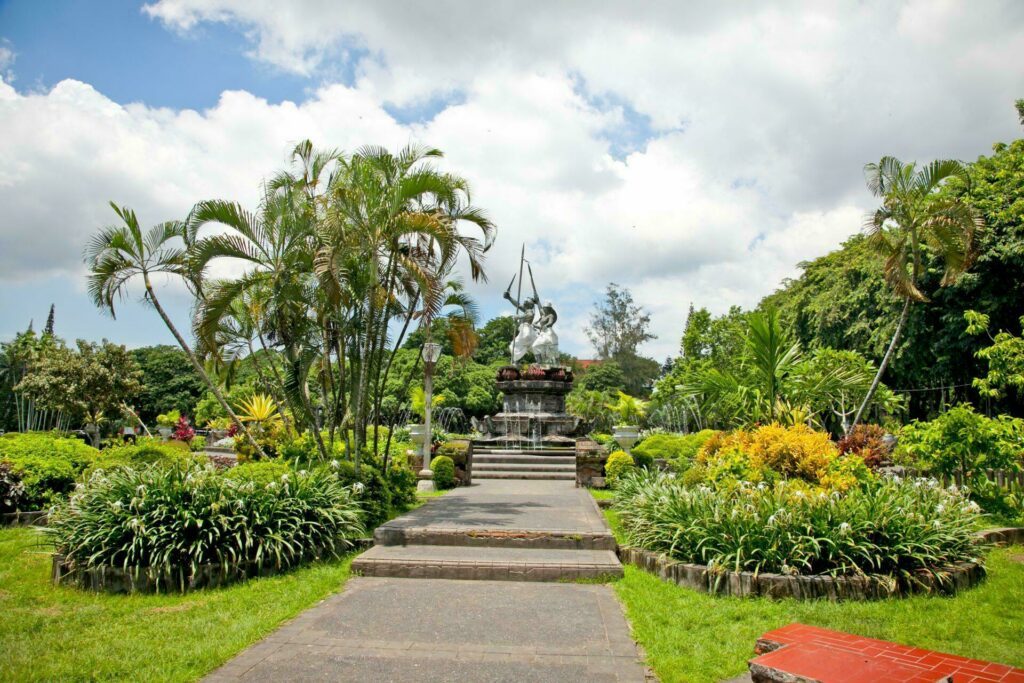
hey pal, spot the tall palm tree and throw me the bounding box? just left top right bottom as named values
left=850, top=157, right=983, bottom=430
left=84, top=202, right=265, bottom=456
left=317, top=144, right=495, bottom=462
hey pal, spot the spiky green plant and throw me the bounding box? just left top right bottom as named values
left=48, top=463, right=364, bottom=590
left=614, top=470, right=985, bottom=580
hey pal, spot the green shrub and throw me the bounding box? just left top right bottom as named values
left=48, top=463, right=364, bottom=587
left=223, top=460, right=292, bottom=487
left=328, top=460, right=393, bottom=529
left=605, top=450, right=635, bottom=487
left=632, top=430, right=717, bottom=472
left=189, top=435, right=207, bottom=452
left=615, top=470, right=985, bottom=578
left=85, top=439, right=199, bottom=477
left=387, top=466, right=418, bottom=509
left=0, top=433, right=100, bottom=508
left=897, top=405, right=1024, bottom=484
left=432, top=455, right=457, bottom=490
left=435, top=440, right=469, bottom=466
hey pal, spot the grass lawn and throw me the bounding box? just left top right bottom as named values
left=593, top=493, right=1024, bottom=682
left=0, top=526, right=356, bottom=682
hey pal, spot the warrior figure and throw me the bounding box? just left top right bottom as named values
left=531, top=300, right=559, bottom=365
left=504, top=289, right=538, bottom=363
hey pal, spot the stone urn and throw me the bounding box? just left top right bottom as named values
left=407, top=423, right=429, bottom=445
left=613, top=425, right=640, bottom=454
left=157, top=426, right=173, bottom=438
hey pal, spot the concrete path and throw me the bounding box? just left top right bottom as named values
left=206, top=478, right=648, bottom=682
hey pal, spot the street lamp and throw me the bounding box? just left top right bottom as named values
left=417, top=341, right=443, bottom=491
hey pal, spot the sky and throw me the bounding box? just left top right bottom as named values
left=0, top=1, right=1022, bottom=360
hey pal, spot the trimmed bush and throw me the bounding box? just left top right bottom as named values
left=189, top=435, right=207, bottom=452
left=224, top=460, right=292, bottom=487
left=605, top=450, right=635, bottom=487
left=432, top=455, right=457, bottom=490
left=0, top=432, right=100, bottom=508
left=85, top=439, right=200, bottom=477
left=632, top=430, right=718, bottom=471
left=435, top=440, right=469, bottom=466
left=614, top=470, right=985, bottom=578
left=387, top=465, right=418, bottom=509
left=48, top=463, right=364, bottom=589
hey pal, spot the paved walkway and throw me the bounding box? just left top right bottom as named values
left=206, top=479, right=648, bottom=682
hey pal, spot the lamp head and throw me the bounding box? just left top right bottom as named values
left=422, top=341, right=442, bottom=364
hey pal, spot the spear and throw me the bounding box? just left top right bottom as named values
left=511, top=244, right=525, bottom=364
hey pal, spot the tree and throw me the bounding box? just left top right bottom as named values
left=131, top=345, right=206, bottom=424
left=84, top=202, right=265, bottom=456
left=585, top=283, right=659, bottom=396
left=473, top=316, right=517, bottom=365
left=850, top=157, right=983, bottom=429
left=576, top=360, right=627, bottom=393
left=43, top=305, right=55, bottom=337
left=965, top=310, right=1024, bottom=400
left=586, top=283, right=655, bottom=358
left=15, top=339, right=143, bottom=445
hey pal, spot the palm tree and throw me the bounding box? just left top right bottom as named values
left=317, top=143, right=495, bottom=463
left=850, top=157, right=983, bottom=430
left=84, top=202, right=265, bottom=456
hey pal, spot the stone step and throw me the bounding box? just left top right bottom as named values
left=352, top=545, right=623, bottom=582
left=473, top=471, right=576, bottom=480
left=374, top=525, right=617, bottom=550
left=473, top=448, right=576, bottom=456
left=474, top=463, right=576, bottom=473
left=474, top=454, right=575, bottom=465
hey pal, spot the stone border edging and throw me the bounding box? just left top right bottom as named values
left=51, top=538, right=374, bottom=594
left=1, top=510, right=48, bottom=527
left=616, top=546, right=987, bottom=600
left=976, top=526, right=1024, bottom=546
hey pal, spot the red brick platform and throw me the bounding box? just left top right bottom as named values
left=749, top=624, right=1024, bottom=683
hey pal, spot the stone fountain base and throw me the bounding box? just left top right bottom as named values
left=472, top=367, right=585, bottom=447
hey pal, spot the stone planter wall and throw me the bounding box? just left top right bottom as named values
left=617, top=545, right=987, bottom=601
left=51, top=545, right=369, bottom=594
left=1, top=510, right=48, bottom=527
left=977, top=526, right=1024, bottom=546
left=576, top=439, right=608, bottom=488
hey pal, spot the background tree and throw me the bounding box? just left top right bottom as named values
left=131, top=345, right=206, bottom=424
left=15, top=339, right=142, bottom=444
left=585, top=283, right=659, bottom=395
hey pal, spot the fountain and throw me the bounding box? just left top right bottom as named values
left=471, top=247, right=585, bottom=447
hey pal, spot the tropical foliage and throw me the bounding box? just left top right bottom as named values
left=48, top=464, right=364, bottom=588
left=614, top=470, right=984, bottom=578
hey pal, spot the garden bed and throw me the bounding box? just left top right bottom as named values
left=50, top=537, right=375, bottom=594
left=616, top=545, right=986, bottom=600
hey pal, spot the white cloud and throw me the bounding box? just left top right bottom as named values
left=3, top=2, right=1024, bottom=359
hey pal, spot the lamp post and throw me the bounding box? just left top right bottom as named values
left=417, top=341, right=442, bottom=492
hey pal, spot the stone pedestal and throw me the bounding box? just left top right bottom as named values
left=473, top=366, right=585, bottom=446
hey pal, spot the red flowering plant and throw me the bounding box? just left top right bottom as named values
left=172, top=415, right=196, bottom=443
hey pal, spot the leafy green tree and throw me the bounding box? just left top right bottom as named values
left=576, top=360, right=627, bottom=393
left=15, top=340, right=143, bottom=445
left=131, top=345, right=206, bottom=424
left=851, top=156, right=983, bottom=429
left=473, top=316, right=516, bottom=365
left=965, top=310, right=1024, bottom=400
left=585, top=283, right=660, bottom=396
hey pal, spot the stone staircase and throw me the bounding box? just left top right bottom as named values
left=472, top=447, right=576, bottom=481
left=351, top=481, right=623, bottom=582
